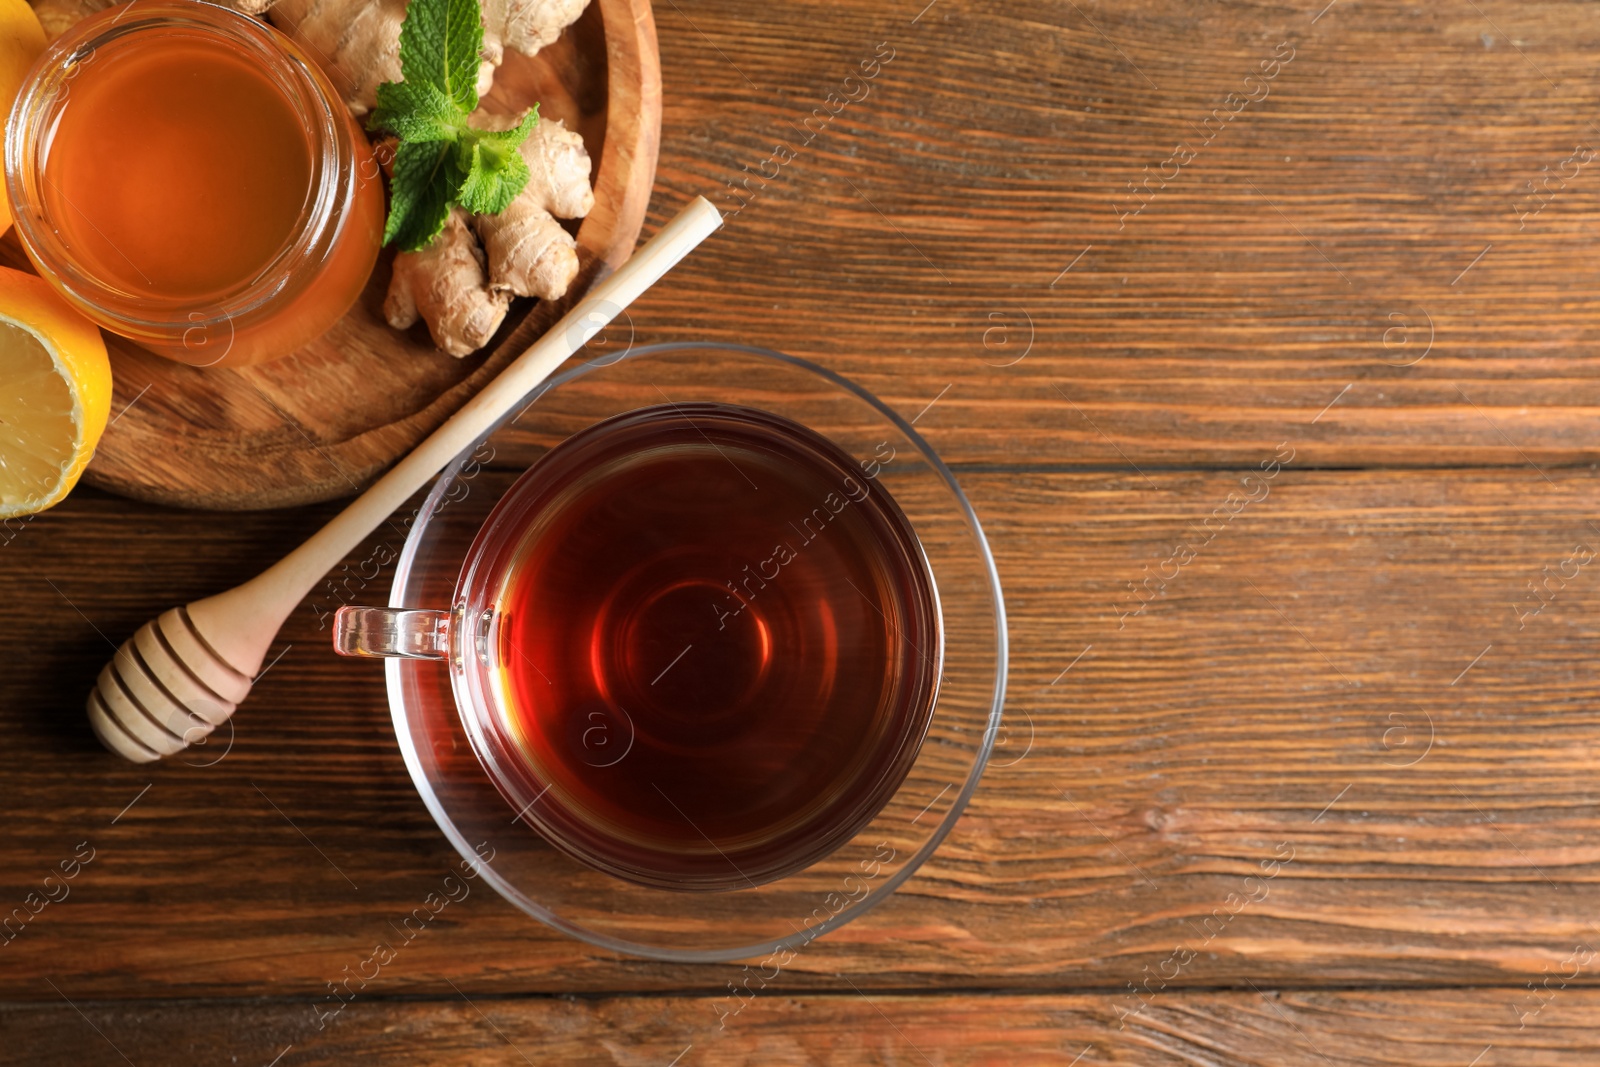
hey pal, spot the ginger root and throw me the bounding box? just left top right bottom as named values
left=385, top=209, right=512, bottom=358
left=264, top=0, right=489, bottom=115
left=380, top=113, right=593, bottom=357
left=479, top=0, right=590, bottom=68
left=29, top=0, right=112, bottom=39
left=472, top=113, right=594, bottom=300
left=266, top=0, right=589, bottom=115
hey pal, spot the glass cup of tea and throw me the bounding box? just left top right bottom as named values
left=334, top=342, right=1006, bottom=962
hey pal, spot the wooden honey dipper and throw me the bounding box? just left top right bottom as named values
left=88, top=196, right=723, bottom=762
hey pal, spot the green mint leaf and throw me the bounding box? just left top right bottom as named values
left=371, top=80, right=461, bottom=143
left=384, top=140, right=462, bottom=251
left=373, top=0, right=537, bottom=246
left=395, top=0, right=483, bottom=112
left=454, top=112, right=538, bottom=215
left=497, top=106, right=539, bottom=148
left=394, top=0, right=445, bottom=91
left=456, top=140, right=530, bottom=216
left=442, top=0, right=485, bottom=114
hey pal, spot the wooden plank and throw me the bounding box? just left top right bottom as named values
left=631, top=0, right=1600, bottom=466
left=2, top=989, right=1596, bottom=1065
left=5, top=467, right=1600, bottom=997
left=11, top=0, right=1600, bottom=1062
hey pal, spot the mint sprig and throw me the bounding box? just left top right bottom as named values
left=369, top=0, right=537, bottom=252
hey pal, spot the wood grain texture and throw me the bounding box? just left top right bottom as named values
left=7, top=0, right=1600, bottom=1062
left=2, top=990, right=1594, bottom=1065
left=11, top=0, right=663, bottom=510
left=4, top=469, right=1600, bottom=1001
left=638, top=0, right=1600, bottom=468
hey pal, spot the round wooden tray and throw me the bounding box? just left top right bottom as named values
left=73, top=0, right=658, bottom=511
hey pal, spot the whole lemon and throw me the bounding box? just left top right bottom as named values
left=0, top=0, right=47, bottom=235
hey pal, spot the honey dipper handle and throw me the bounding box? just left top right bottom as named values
left=188, top=196, right=724, bottom=676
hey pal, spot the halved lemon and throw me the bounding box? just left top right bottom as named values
left=0, top=266, right=111, bottom=518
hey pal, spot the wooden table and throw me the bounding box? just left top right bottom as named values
left=7, top=0, right=1600, bottom=1062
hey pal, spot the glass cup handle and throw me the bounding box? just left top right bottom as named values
left=333, top=607, right=450, bottom=660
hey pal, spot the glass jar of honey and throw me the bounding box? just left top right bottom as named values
left=4, top=0, right=385, bottom=367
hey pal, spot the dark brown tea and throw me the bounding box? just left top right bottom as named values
left=471, top=404, right=941, bottom=890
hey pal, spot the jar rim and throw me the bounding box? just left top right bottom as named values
left=3, top=0, right=354, bottom=355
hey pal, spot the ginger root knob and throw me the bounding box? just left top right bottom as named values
left=473, top=115, right=595, bottom=301
left=480, top=0, right=591, bottom=66
left=385, top=209, right=511, bottom=358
